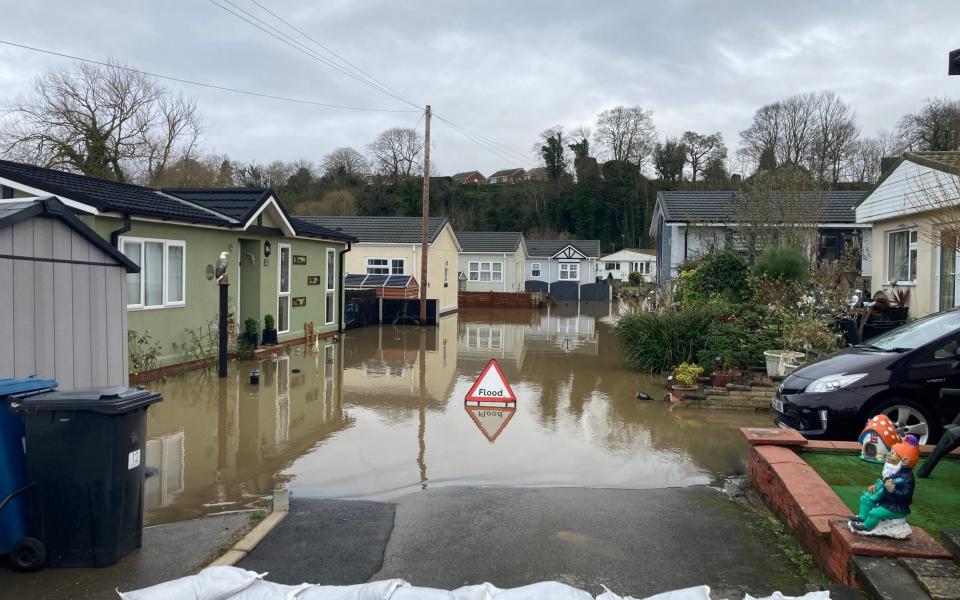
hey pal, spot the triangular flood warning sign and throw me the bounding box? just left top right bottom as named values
left=464, top=359, right=517, bottom=403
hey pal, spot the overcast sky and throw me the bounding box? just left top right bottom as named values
left=1, top=0, right=959, bottom=176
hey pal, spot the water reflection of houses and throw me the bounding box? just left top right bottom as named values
left=524, top=303, right=600, bottom=355
left=143, top=341, right=351, bottom=524
left=339, top=317, right=459, bottom=414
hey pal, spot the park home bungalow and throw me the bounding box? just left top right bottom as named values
left=455, top=231, right=528, bottom=292
left=855, top=151, right=960, bottom=317
left=524, top=239, right=607, bottom=301
left=297, top=216, right=462, bottom=318
left=0, top=159, right=355, bottom=369
left=599, top=249, right=657, bottom=283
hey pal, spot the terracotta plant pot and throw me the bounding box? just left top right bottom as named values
left=711, top=371, right=742, bottom=387
left=671, top=384, right=698, bottom=398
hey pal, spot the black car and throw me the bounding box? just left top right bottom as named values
left=773, top=309, right=960, bottom=444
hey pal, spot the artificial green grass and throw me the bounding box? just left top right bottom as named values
left=802, top=451, right=960, bottom=540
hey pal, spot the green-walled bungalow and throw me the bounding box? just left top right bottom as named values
left=0, top=159, right=356, bottom=369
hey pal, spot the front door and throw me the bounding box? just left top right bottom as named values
left=239, top=239, right=261, bottom=331
left=938, top=235, right=960, bottom=311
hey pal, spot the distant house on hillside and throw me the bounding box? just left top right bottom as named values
left=488, top=168, right=526, bottom=184
left=599, top=249, right=657, bottom=283
left=649, top=190, right=871, bottom=292
left=523, top=167, right=549, bottom=182
left=855, top=151, right=960, bottom=317
left=452, top=171, right=486, bottom=185
left=455, top=231, right=528, bottom=292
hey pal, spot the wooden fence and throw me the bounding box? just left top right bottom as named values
left=458, top=291, right=542, bottom=309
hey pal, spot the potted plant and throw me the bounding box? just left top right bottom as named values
left=671, top=362, right=703, bottom=397
left=710, top=356, right=742, bottom=387
left=241, top=318, right=259, bottom=347
left=262, top=314, right=278, bottom=346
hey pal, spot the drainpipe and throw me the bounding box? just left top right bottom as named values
left=110, top=213, right=132, bottom=248
left=338, top=240, right=352, bottom=333
left=683, top=224, right=689, bottom=264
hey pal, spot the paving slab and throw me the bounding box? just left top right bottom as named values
left=1, top=513, right=252, bottom=600
left=941, top=529, right=960, bottom=560
left=851, top=555, right=932, bottom=600
left=901, top=558, right=960, bottom=600
left=740, top=427, right=808, bottom=446
left=237, top=497, right=396, bottom=585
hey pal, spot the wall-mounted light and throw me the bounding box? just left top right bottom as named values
left=264, top=240, right=272, bottom=258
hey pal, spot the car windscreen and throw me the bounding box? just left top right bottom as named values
left=868, top=311, right=960, bottom=351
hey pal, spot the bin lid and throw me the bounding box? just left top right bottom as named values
left=0, top=376, right=58, bottom=398
left=10, top=386, right=162, bottom=414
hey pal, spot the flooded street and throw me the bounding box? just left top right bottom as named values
left=143, top=302, right=771, bottom=526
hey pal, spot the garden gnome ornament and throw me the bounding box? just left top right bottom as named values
left=859, top=414, right=901, bottom=463
left=849, top=434, right=920, bottom=539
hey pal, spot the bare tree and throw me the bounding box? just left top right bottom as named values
left=368, top=127, right=423, bottom=179
left=680, top=131, right=726, bottom=181
left=593, top=105, right=657, bottom=168
left=809, top=91, right=859, bottom=183
left=321, top=146, right=369, bottom=183
left=729, top=166, right=826, bottom=262
left=896, top=97, right=960, bottom=152
left=1, top=60, right=201, bottom=183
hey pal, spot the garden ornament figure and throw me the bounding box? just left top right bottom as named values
left=849, top=434, right=920, bottom=539
left=858, top=414, right=901, bottom=463
left=215, top=251, right=230, bottom=284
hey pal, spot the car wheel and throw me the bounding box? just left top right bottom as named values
left=872, top=398, right=940, bottom=445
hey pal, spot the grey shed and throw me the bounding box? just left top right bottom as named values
left=0, top=197, right=139, bottom=388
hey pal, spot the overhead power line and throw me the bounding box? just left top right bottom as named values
left=205, top=0, right=422, bottom=110
left=0, top=39, right=420, bottom=113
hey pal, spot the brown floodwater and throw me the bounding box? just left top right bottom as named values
left=142, top=302, right=772, bottom=526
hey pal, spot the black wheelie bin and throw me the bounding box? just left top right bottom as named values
left=10, top=386, right=162, bottom=569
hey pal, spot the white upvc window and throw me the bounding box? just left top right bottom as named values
left=559, top=262, right=580, bottom=280
left=366, top=257, right=406, bottom=275
left=278, top=243, right=291, bottom=333
left=444, top=259, right=449, bottom=286
left=121, top=237, right=186, bottom=309
left=468, top=261, right=503, bottom=282
left=531, top=262, right=542, bottom=277
left=887, top=229, right=918, bottom=284
left=605, top=262, right=618, bottom=271
left=325, top=248, right=336, bottom=325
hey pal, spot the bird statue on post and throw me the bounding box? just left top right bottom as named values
left=215, top=251, right=230, bottom=285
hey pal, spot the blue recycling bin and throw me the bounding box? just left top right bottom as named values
left=0, top=377, right=57, bottom=560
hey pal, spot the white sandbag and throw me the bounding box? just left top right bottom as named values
left=118, top=566, right=264, bottom=600
left=745, top=593, right=830, bottom=600
left=292, top=579, right=408, bottom=600
left=597, top=584, right=712, bottom=600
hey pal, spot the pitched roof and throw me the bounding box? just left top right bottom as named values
left=451, top=171, right=484, bottom=180
left=867, top=151, right=960, bottom=195
left=489, top=168, right=525, bottom=178
left=525, top=239, right=600, bottom=258
left=296, top=216, right=449, bottom=244
left=455, top=231, right=523, bottom=253
left=0, top=197, right=139, bottom=271
left=162, top=188, right=272, bottom=222
left=656, top=190, right=867, bottom=224
left=288, top=217, right=357, bottom=242
left=0, top=159, right=230, bottom=224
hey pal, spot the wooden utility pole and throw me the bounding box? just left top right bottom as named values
left=419, top=105, right=431, bottom=324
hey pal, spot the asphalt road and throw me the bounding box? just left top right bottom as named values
left=239, top=486, right=813, bottom=599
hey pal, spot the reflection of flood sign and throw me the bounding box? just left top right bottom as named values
left=465, top=359, right=516, bottom=405
left=465, top=405, right=516, bottom=442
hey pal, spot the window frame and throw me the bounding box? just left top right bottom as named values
left=365, top=257, right=406, bottom=275
left=120, top=236, right=186, bottom=310
left=277, top=243, right=291, bottom=334
left=530, top=262, right=542, bottom=277
left=325, top=248, right=336, bottom=326
left=468, top=261, right=503, bottom=282
left=887, top=229, right=918, bottom=284
left=559, top=262, right=580, bottom=281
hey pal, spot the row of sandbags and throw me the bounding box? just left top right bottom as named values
left=118, top=566, right=830, bottom=600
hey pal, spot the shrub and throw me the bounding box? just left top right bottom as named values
left=128, top=330, right=162, bottom=376
left=243, top=318, right=258, bottom=335
left=263, top=314, right=276, bottom=331
left=693, top=250, right=750, bottom=301
left=755, top=246, right=809, bottom=282
left=614, top=306, right=717, bottom=372
left=628, top=271, right=641, bottom=285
